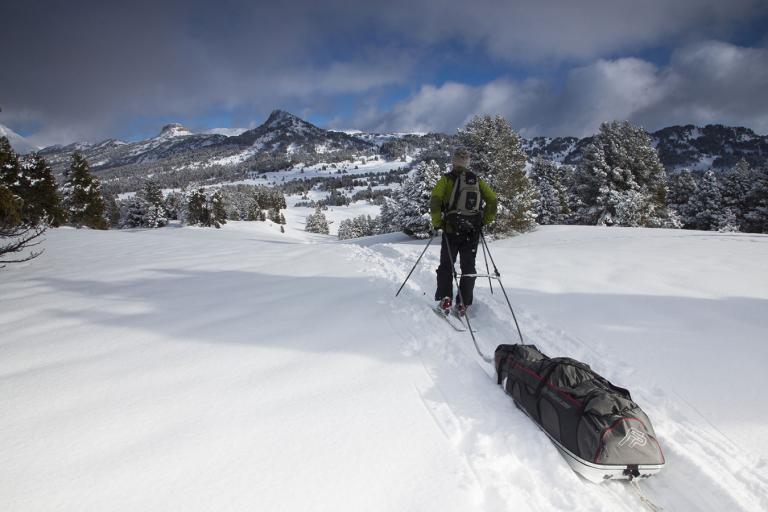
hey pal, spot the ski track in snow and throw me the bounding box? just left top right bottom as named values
left=3, top=225, right=767, bottom=511
left=348, top=236, right=768, bottom=512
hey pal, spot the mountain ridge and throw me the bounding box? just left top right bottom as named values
left=21, top=112, right=768, bottom=180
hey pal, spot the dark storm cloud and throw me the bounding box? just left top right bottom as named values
left=1, top=1, right=416, bottom=144
left=1, top=0, right=766, bottom=145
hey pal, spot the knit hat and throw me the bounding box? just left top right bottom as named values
left=452, top=147, right=470, bottom=170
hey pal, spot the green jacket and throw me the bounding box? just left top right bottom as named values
left=430, top=170, right=497, bottom=231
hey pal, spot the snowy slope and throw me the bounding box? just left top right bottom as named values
left=0, top=123, right=39, bottom=154
left=1, top=225, right=767, bottom=511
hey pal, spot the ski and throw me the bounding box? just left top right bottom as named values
left=453, top=308, right=478, bottom=332
left=432, top=306, right=466, bottom=332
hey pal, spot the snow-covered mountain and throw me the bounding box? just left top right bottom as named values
left=30, top=112, right=768, bottom=189
left=521, top=125, right=768, bottom=171
left=225, top=110, right=374, bottom=155
left=0, top=123, right=39, bottom=154
left=39, top=124, right=226, bottom=171
left=38, top=111, right=374, bottom=176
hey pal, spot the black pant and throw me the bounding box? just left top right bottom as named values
left=435, top=231, right=480, bottom=305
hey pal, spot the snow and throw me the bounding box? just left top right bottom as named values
left=204, top=127, right=249, bottom=137
left=155, top=123, right=193, bottom=139
left=691, top=155, right=716, bottom=171
left=0, top=123, right=40, bottom=154
left=1, top=225, right=767, bottom=511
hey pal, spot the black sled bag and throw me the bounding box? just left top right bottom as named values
left=494, top=344, right=665, bottom=482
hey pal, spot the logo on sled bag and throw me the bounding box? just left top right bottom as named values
left=618, top=428, right=648, bottom=449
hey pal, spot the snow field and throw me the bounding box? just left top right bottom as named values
left=1, top=224, right=767, bottom=511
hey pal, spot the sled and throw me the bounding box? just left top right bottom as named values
left=495, top=344, right=665, bottom=483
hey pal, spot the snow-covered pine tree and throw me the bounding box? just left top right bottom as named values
left=164, top=192, right=184, bottom=220
left=338, top=215, right=375, bottom=240
left=456, top=115, right=535, bottom=234
left=120, top=196, right=149, bottom=228
left=720, top=160, right=757, bottom=229
left=19, top=154, right=65, bottom=226
left=743, top=167, right=768, bottom=233
left=210, top=189, right=227, bottom=227
left=141, top=179, right=164, bottom=208
left=529, top=158, right=570, bottom=225
left=0, top=138, right=46, bottom=264
left=1, top=141, right=63, bottom=228
left=184, top=188, right=213, bottom=227
left=394, top=159, right=441, bottom=238
left=717, top=208, right=739, bottom=232
left=246, top=195, right=265, bottom=221
left=377, top=196, right=401, bottom=234
left=305, top=206, right=329, bottom=234
left=337, top=218, right=356, bottom=240
left=687, top=170, right=723, bottom=231
left=124, top=179, right=169, bottom=228
left=144, top=203, right=169, bottom=228
left=667, top=170, right=698, bottom=228
left=61, top=152, right=107, bottom=229
left=575, top=121, right=672, bottom=227
left=104, top=194, right=121, bottom=228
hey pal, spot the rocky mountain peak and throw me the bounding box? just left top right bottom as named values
left=157, top=123, right=193, bottom=139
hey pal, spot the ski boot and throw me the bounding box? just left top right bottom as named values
left=455, top=303, right=468, bottom=317
left=439, top=296, right=452, bottom=316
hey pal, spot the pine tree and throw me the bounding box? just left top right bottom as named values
left=687, top=170, right=723, bottom=231
left=457, top=115, right=535, bottom=234
left=141, top=179, right=165, bottom=208
left=377, top=196, right=401, bottom=234
left=0, top=139, right=45, bottom=264
left=337, top=218, right=356, bottom=240
left=305, top=206, right=329, bottom=234
left=743, top=167, right=768, bottom=233
left=184, top=188, right=210, bottom=227
left=246, top=196, right=264, bottom=221
left=575, top=121, right=672, bottom=227
left=529, top=158, right=570, bottom=225
left=394, top=159, right=441, bottom=238
left=1, top=140, right=63, bottom=228
left=104, top=194, right=122, bottom=228
left=667, top=170, right=698, bottom=228
left=164, top=192, right=184, bottom=220
left=62, top=152, right=107, bottom=229
left=717, top=208, right=739, bottom=232
left=121, top=196, right=149, bottom=228
left=267, top=207, right=285, bottom=224
left=144, top=204, right=169, bottom=228
left=337, top=215, right=375, bottom=240
left=721, top=160, right=757, bottom=229
left=20, top=154, right=65, bottom=226
left=210, top=189, right=227, bottom=227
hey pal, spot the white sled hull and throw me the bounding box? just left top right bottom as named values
left=549, top=434, right=664, bottom=483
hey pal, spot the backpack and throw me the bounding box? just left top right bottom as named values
left=445, top=170, right=482, bottom=234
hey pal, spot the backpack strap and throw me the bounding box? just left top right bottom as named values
left=447, top=170, right=463, bottom=213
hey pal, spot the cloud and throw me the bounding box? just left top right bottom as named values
left=364, top=41, right=768, bottom=136
left=1, top=1, right=766, bottom=145
left=374, top=0, right=766, bottom=62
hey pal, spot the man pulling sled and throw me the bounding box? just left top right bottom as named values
left=431, top=147, right=497, bottom=317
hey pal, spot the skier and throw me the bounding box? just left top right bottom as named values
left=431, top=147, right=497, bottom=316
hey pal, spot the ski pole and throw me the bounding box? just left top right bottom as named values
left=480, top=230, right=494, bottom=295
left=443, top=235, right=493, bottom=363
left=395, top=232, right=435, bottom=297
left=480, top=232, right=524, bottom=344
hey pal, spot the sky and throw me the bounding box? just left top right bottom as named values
left=1, top=0, right=767, bottom=147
